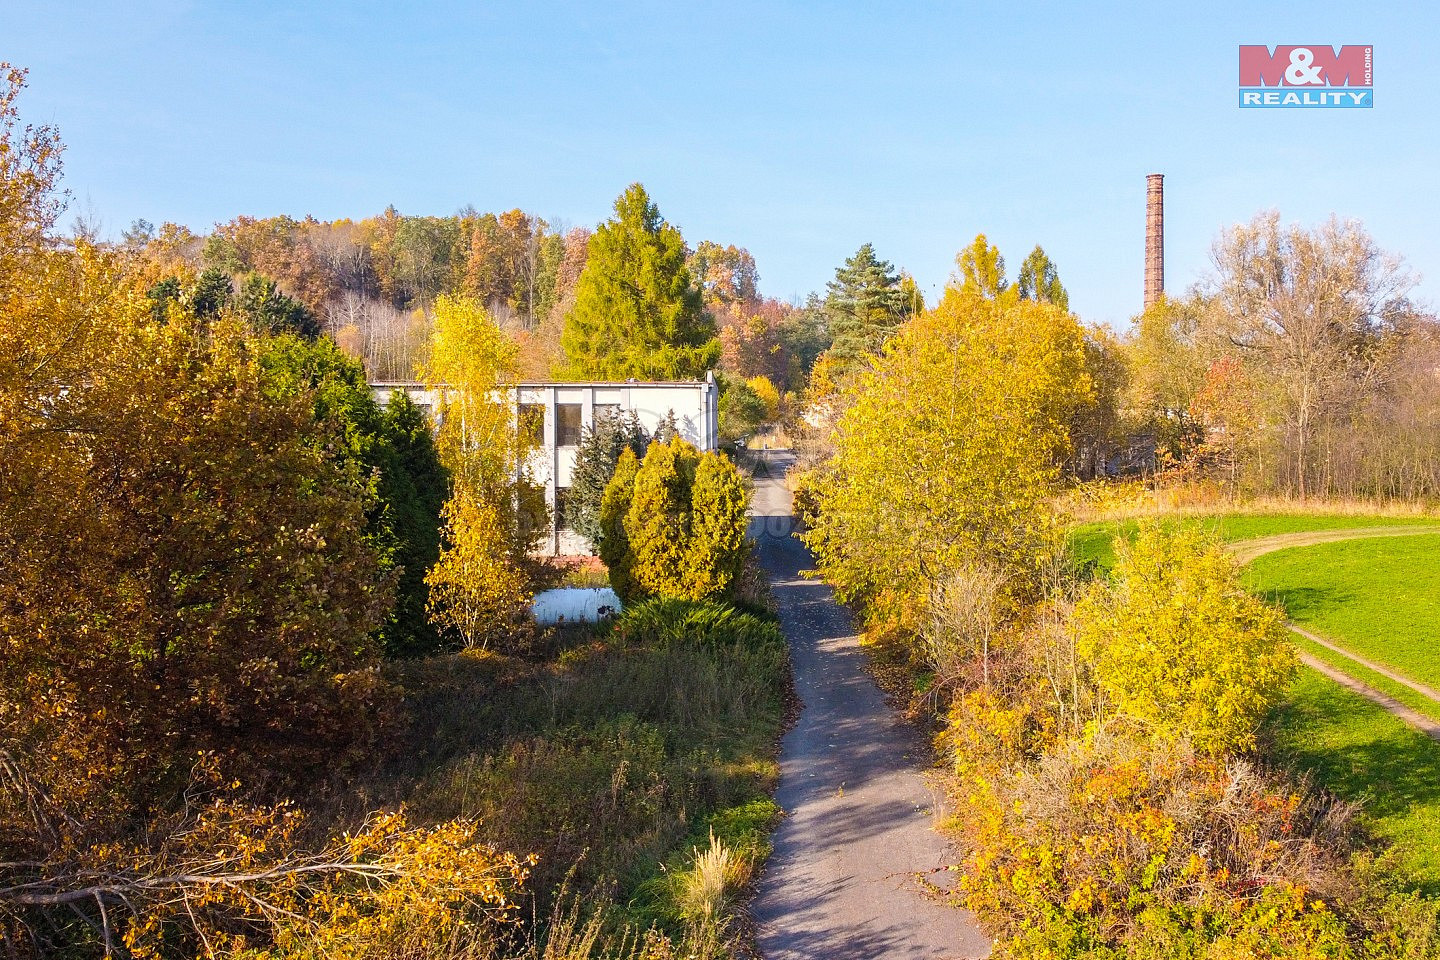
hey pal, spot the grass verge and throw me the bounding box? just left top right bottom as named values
left=1267, top=667, right=1440, bottom=895
left=380, top=597, right=790, bottom=950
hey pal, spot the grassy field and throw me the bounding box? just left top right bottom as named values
left=1290, top=629, right=1440, bottom=725
left=1069, top=511, right=1438, bottom=572
left=378, top=597, right=790, bottom=944
left=1267, top=668, right=1440, bottom=894
left=1245, top=534, right=1440, bottom=692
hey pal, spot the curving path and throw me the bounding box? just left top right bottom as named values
left=1228, top=526, right=1440, bottom=741
left=1294, top=648, right=1440, bottom=742
left=1227, top=525, right=1440, bottom=565
left=746, top=451, right=989, bottom=960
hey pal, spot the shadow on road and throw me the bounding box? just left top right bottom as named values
left=746, top=452, right=989, bottom=960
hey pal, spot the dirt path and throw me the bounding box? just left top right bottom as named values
left=1288, top=624, right=1440, bottom=706
left=1228, top=526, right=1440, bottom=739
left=1295, top=651, right=1440, bottom=742
left=747, top=451, right=989, bottom=960
left=1227, top=525, right=1440, bottom=565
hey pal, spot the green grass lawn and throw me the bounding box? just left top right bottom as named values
left=1068, top=512, right=1435, bottom=573
left=1245, top=534, right=1440, bottom=691
left=1290, top=629, right=1440, bottom=725
left=1268, top=667, right=1440, bottom=894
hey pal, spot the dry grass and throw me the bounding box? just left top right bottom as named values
left=742, top=426, right=793, bottom=450
left=675, top=833, right=751, bottom=925
left=1062, top=480, right=1440, bottom=525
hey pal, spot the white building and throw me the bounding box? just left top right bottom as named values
left=370, top=376, right=720, bottom=555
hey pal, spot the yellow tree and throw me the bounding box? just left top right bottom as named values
left=425, top=492, right=531, bottom=649
left=802, top=282, right=1092, bottom=628
left=681, top=450, right=751, bottom=600
left=423, top=294, right=540, bottom=647
left=597, top=445, right=642, bottom=599
left=624, top=439, right=696, bottom=597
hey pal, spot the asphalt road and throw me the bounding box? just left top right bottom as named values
left=746, top=451, right=990, bottom=960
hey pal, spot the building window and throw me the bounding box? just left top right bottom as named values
left=556, top=403, right=583, bottom=446
left=519, top=403, right=545, bottom=445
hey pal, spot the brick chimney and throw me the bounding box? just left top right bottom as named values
left=1144, top=173, right=1164, bottom=310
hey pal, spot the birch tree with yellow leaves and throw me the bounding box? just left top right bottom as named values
left=423, top=294, right=543, bottom=648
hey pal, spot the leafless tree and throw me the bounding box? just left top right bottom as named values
left=1204, top=212, right=1419, bottom=498
left=325, top=292, right=429, bottom=381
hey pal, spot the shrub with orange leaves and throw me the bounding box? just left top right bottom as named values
left=951, top=734, right=1368, bottom=958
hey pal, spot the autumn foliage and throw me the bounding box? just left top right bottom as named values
left=801, top=282, right=1092, bottom=628
left=0, top=69, right=541, bottom=959
left=422, top=294, right=541, bottom=650
left=935, top=525, right=1434, bottom=957
left=1075, top=526, right=1295, bottom=756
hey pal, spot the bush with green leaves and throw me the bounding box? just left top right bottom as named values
left=717, top=374, right=767, bottom=442
left=598, top=439, right=750, bottom=604
left=238, top=271, right=321, bottom=338
left=260, top=333, right=449, bottom=657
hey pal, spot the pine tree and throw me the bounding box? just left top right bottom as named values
left=822, top=243, right=909, bottom=376
left=190, top=267, right=233, bottom=318
left=566, top=410, right=649, bottom=545
left=559, top=183, right=720, bottom=380
left=238, top=272, right=320, bottom=338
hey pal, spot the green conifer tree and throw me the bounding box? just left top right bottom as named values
left=683, top=451, right=751, bottom=599
left=238, top=273, right=321, bottom=338
left=559, top=183, right=720, bottom=380
left=566, top=410, right=649, bottom=545
left=822, top=243, right=910, bottom=376
left=600, top=439, right=750, bottom=604
left=598, top=446, right=642, bottom=600
left=624, top=439, right=696, bottom=597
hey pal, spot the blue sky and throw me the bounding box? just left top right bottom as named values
left=8, top=1, right=1434, bottom=326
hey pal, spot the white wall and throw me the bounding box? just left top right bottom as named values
left=369, top=379, right=720, bottom=555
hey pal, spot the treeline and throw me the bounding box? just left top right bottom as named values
left=121, top=186, right=835, bottom=415
left=799, top=219, right=1440, bottom=505
left=129, top=205, right=591, bottom=380
left=1126, top=213, right=1440, bottom=501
